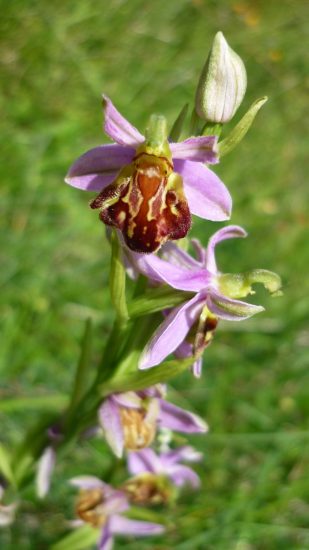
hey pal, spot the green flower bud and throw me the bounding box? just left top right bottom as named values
left=195, top=31, right=247, bottom=124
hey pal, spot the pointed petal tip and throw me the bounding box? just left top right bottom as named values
left=138, top=355, right=152, bottom=370
left=102, top=94, right=144, bottom=146
left=195, top=416, right=209, bottom=433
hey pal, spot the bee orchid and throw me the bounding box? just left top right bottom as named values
left=134, top=225, right=281, bottom=370
left=65, top=96, right=232, bottom=253
left=98, top=385, right=208, bottom=458
left=70, top=476, right=164, bottom=550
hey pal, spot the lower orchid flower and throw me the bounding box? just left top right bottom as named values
left=133, top=225, right=281, bottom=371
left=70, top=476, right=164, bottom=550
left=99, top=385, right=208, bottom=458
left=127, top=446, right=202, bottom=494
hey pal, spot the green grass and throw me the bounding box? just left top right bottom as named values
left=1, top=0, right=308, bottom=547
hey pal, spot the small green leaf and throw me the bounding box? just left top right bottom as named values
left=219, top=96, right=268, bottom=156
left=0, top=444, right=15, bottom=485
left=169, top=103, right=189, bottom=142
left=51, top=525, right=100, bottom=550
left=110, top=229, right=129, bottom=324
left=128, top=287, right=191, bottom=318
left=100, top=355, right=196, bottom=396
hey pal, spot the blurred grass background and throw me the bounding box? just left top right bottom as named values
left=0, top=0, right=308, bottom=548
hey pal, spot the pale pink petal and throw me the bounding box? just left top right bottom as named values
left=159, top=400, right=208, bottom=433
left=161, top=241, right=202, bottom=270
left=36, top=446, right=56, bottom=499
left=127, top=449, right=162, bottom=476
left=134, top=253, right=208, bottom=292
left=174, top=160, right=232, bottom=221
left=98, top=399, right=124, bottom=458
left=110, top=515, right=164, bottom=536
left=170, top=136, right=218, bottom=164
left=138, top=296, right=203, bottom=369
left=164, top=446, right=203, bottom=465
left=65, top=144, right=134, bottom=191
left=174, top=340, right=203, bottom=378
left=112, top=392, right=142, bottom=409
left=205, top=225, right=247, bottom=273
left=102, top=492, right=129, bottom=517
left=69, top=476, right=106, bottom=491
left=99, top=524, right=113, bottom=550
left=168, top=464, right=200, bottom=488
left=191, top=238, right=207, bottom=265
left=207, top=289, right=264, bottom=320
left=103, top=95, right=144, bottom=146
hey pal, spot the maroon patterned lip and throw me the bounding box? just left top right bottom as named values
left=90, top=156, right=191, bottom=254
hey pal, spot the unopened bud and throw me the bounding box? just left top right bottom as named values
left=195, top=32, right=247, bottom=123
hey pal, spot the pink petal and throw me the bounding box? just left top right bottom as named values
left=168, top=464, right=200, bottom=488
left=138, top=295, right=203, bottom=369
left=103, top=95, right=145, bottom=146
left=102, top=492, right=129, bottom=516
left=69, top=476, right=106, bottom=491
left=191, top=238, right=207, bottom=265
left=205, top=225, right=247, bottom=273
left=175, top=341, right=202, bottom=379
left=174, top=160, right=232, bottom=221
left=164, top=446, right=203, bottom=466
left=98, top=398, right=124, bottom=458
left=110, top=515, right=164, bottom=536
left=112, top=392, right=142, bottom=409
left=127, top=449, right=161, bottom=475
left=159, top=400, right=208, bottom=433
left=36, top=446, right=56, bottom=499
left=207, top=289, right=264, bottom=321
left=65, top=144, right=135, bottom=191
left=99, top=525, right=113, bottom=550
left=161, top=241, right=202, bottom=270
left=134, top=253, right=208, bottom=292
left=170, top=136, right=218, bottom=164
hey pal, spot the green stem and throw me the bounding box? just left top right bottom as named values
left=65, top=318, right=93, bottom=427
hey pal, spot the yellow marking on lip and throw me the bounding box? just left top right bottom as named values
left=127, top=219, right=136, bottom=239
left=170, top=204, right=180, bottom=216
left=117, top=211, right=126, bottom=224
left=147, top=183, right=166, bottom=222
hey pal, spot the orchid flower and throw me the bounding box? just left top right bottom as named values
left=65, top=95, right=231, bottom=253
left=70, top=476, right=164, bottom=550
left=134, top=225, right=281, bottom=371
left=99, top=385, right=208, bottom=458
left=127, top=446, right=202, bottom=490
left=36, top=446, right=56, bottom=499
